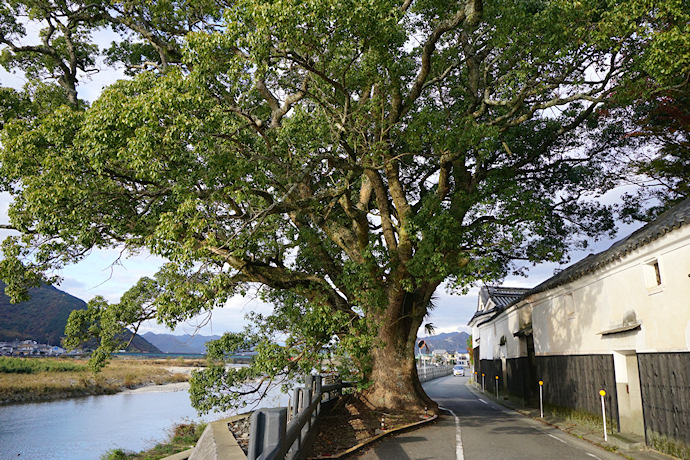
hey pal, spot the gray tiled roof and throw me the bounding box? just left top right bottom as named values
left=469, top=285, right=530, bottom=325
left=526, top=197, right=690, bottom=296
left=468, top=198, right=690, bottom=327
left=484, top=286, right=530, bottom=307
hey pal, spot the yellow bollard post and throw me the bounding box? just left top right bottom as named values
left=539, top=381, right=544, bottom=418
left=599, top=390, right=608, bottom=441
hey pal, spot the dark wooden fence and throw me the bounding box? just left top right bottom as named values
left=536, top=354, right=619, bottom=430
left=638, top=352, right=690, bottom=455
left=478, top=359, right=502, bottom=392
left=476, top=357, right=534, bottom=402
left=506, top=357, right=534, bottom=402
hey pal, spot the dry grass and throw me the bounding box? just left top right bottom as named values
left=0, top=357, right=197, bottom=404
left=102, top=422, right=207, bottom=460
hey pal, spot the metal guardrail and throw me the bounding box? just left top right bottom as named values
left=248, top=375, right=348, bottom=460
left=248, top=367, right=453, bottom=460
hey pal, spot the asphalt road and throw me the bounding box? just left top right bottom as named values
left=355, top=375, right=623, bottom=460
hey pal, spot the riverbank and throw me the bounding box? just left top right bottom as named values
left=0, top=356, right=201, bottom=405
left=0, top=380, right=213, bottom=460
left=102, top=421, right=207, bottom=460
left=120, top=381, right=190, bottom=394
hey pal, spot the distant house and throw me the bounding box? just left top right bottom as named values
left=431, top=349, right=449, bottom=364
left=468, top=286, right=531, bottom=398
left=16, top=341, right=38, bottom=356
left=454, top=349, right=471, bottom=367
left=38, top=345, right=65, bottom=356
left=469, top=198, right=690, bottom=457
left=0, top=340, right=67, bottom=356
left=0, top=343, right=14, bottom=355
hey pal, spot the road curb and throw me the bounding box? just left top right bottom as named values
left=463, top=381, right=677, bottom=460
left=306, top=414, right=439, bottom=459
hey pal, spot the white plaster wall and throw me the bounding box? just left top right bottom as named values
left=477, top=322, right=494, bottom=360
left=470, top=296, right=496, bottom=351
left=532, top=225, right=690, bottom=355
left=476, top=310, right=526, bottom=360
left=532, top=299, right=550, bottom=355
left=471, top=323, right=481, bottom=350
left=502, top=309, right=525, bottom=359
left=494, top=315, right=511, bottom=359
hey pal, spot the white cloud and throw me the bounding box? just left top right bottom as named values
left=0, top=68, right=27, bottom=91
left=204, top=294, right=274, bottom=334
left=422, top=323, right=472, bottom=336
left=55, top=249, right=166, bottom=303
left=136, top=292, right=276, bottom=336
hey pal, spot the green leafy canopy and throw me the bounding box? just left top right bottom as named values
left=1, top=0, right=685, bottom=412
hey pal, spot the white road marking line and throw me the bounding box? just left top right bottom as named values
left=439, top=406, right=464, bottom=460
left=473, top=389, right=607, bottom=460
left=547, top=433, right=567, bottom=444
left=475, top=397, right=513, bottom=415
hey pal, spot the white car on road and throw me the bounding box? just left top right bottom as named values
left=453, top=365, right=465, bottom=376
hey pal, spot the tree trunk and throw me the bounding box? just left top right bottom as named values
left=361, top=287, right=439, bottom=414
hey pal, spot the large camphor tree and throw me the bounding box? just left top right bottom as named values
left=1, top=0, right=683, bottom=413
left=598, top=1, right=690, bottom=221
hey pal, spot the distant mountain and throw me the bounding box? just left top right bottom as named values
left=141, top=332, right=222, bottom=354
left=416, top=331, right=471, bottom=353
left=0, top=282, right=160, bottom=352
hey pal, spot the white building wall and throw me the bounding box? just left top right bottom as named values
left=531, top=224, right=690, bottom=356
left=477, top=322, right=494, bottom=360
left=476, top=308, right=527, bottom=360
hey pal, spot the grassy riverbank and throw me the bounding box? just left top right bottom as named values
left=101, top=422, right=207, bottom=460
left=0, top=356, right=203, bottom=404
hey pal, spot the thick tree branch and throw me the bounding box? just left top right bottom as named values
left=398, top=6, right=469, bottom=120
left=365, top=169, right=398, bottom=253
left=207, top=246, right=358, bottom=318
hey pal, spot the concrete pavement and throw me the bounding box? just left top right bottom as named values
left=460, top=380, right=676, bottom=460
left=352, top=376, right=678, bottom=460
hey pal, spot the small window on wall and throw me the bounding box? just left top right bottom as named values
left=644, top=259, right=664, bottom=294
left=565, top=293, right=576, bottom=320
left=653, top=262, right=662, bottom=285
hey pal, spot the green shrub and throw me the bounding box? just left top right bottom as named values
left=99, top=422, right=206, bottom=460
left=100, top=448, right=131, bottom=460
left=171, top=422, right=206, bottom=445
left=0, top=357, right=87, bottom=374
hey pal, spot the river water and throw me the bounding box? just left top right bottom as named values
left=0, top=384, right=289, bottom=460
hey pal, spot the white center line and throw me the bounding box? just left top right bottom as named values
left=547, top=433, right=567, bottom=444
left=439, top=406, right=464, bottom=460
